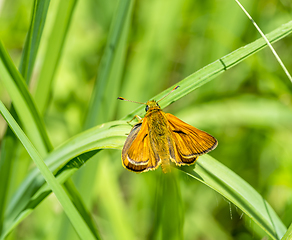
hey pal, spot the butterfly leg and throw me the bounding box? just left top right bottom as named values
left=127, top=115, right=143, bottom=124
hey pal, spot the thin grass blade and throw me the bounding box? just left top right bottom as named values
left=1, top=121, right=129, bottom=239
left=33, top=0, right=77, bottom=114
left=178, top=155, right=287, bottom=240
left=19, top=0, right=50, bottom=83
left=122, top=20, right=292, bottom=120
left=0, top=100, right=97, bottom=240
left=0, top=40, right=52, bottom=155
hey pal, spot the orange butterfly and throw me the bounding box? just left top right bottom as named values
left=118, top=86, right=217, bottom=173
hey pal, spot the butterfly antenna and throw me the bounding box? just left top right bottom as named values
left=117, top=97, right=146, bottom=105
left=157, top=85, right=180, bottom=102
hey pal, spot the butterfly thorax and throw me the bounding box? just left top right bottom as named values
left=145, top=100, right=172, bottom=172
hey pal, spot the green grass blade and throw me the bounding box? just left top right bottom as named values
left=122, top=20, right=292, bottom=120
left=0, top=0, right=51, bottom=229
left=19, top=0, right=50, bottom=83
left=2, top=115, right=287, bottom=239
left=63, top=180, right=101, bottom=240
left=0, top=40, right=52, bottom=155
left=34, top=0, right=77, bottom=114
left=234, top=0, right=292, bottom=83
left=0, top=127, right=15, bottom=234
left=178, top=155, right=287, bottom=240
left=1, top=121, right=129, bottom=239
left=1, top=37, right=100, bottom=238
left=85, top=0, right=133, bottom=127
left=281, top=223, right=292, bottom=240
left=160, top=173, right=184, bottom=240
left=0, top=101, right=97, bottom=240
left=72, top=0, right=134, bottom=238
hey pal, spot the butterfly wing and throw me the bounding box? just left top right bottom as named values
left=122, top=118, right=161, bottom=172
left=166, top=113, right=217, bottom=165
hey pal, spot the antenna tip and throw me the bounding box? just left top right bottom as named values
left=117, top=97, right=124, bottom=100
left=174, top=85, right=179, bottom=90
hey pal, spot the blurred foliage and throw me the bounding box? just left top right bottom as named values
left=0, top=0, right=292, bottom=239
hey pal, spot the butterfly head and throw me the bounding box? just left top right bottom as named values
left=145, top=100, right=160, bottom=112
left=118, top=86, right=179, bottom=113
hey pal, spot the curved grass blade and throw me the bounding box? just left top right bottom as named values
left=0, top=40, right=52, bottom=155
left=63, top=179, right=101, bottom=240
left=178, top=155, right=287, bottom=240
left=2, top=116, right=287, bottom=239
left=122, top=20, right=292, bottom=120
left=281, top=223, right=292, bottom=240
left=1, top=121, right=129, bottom=239
left=0, top=0, right=50, bottom=232
left=19, top=0, right=50, bottom=83
left=34, top=0, right=77, bottom=114
left=0, top=101, right=97, bottom=240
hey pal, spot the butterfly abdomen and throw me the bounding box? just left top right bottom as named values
left=147, top=110, right=172, bottom=173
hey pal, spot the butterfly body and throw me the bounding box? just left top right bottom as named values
left=144, top=100, right=173, bottom=172
left=121, top=99, right=217, bottom=173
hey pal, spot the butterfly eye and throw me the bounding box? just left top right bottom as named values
left=145, top=105, right=149, bottom=112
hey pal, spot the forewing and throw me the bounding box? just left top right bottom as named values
left=166, top=113, right=217, bottom=163
left=122, top=119, right=160, bottom=172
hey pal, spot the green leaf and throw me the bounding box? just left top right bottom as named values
left=2, top=115, right=287, bottom=239
left=122, top=20, right=292, bottom=120
left=33, top=0, right=77, bottom=114
left=72, top=0, right=134, bottom=238
left=0, top=0, right=51, bottom=232
left=0, top=41, right=52, bottom=155
left=281, top=223, right=292, bottom=240
left=85, top=0, right=133, bottom=127
left=178, top=155, right=287, bottom=240
left=0, top=100, right=97, bottom=240
left=19, top=0, right=50, bottom=83
left=1, top=120, right=129, bottom=239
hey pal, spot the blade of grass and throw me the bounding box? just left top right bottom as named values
left=177, top=95, right=292, bottom=129
left=119, top=0, right=184, bottom=111
left=84, top=0, right=133, bottom=127
left=160, top=172, right=183, bottom=240
left=233, top=0, right=292, bottom=83
left=122, top=20, right=292, bottom=120
left=63, top=179, right=101, bottom=240
left=2, top=114, right=287, bottom=239
left=0, top=100, right=97, bottom=240
left=0, top=40, right=52, bottom=155
left=281, top=223, right=292, bottom=240
left=28, top=1, right=102, bottom=238
left=1, top=121, right=129, bottom=239
left=0, top=127, right=15, bottom=234
left=178, top=155, right=287, bottom=240
left=72, top=0, right=134, bottom=238
left=76, top=0, right=133, bottom=198
left=1, top=33, right=100, bottom=239
left=34, top=0, right=77, bottom=114
left=19, top=0, right=50, bottom=83
left=0, top=1, right=51, bottom=232
left=95, top=155, right=136, bottom=240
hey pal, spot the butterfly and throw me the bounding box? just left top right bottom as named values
left=118, top=86, right=217, bottom=173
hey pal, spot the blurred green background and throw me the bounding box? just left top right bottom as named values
left=0, top=0, right=292, bottom=239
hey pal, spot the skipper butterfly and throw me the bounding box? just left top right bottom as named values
left=118, top=86, right=217, bottom=173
